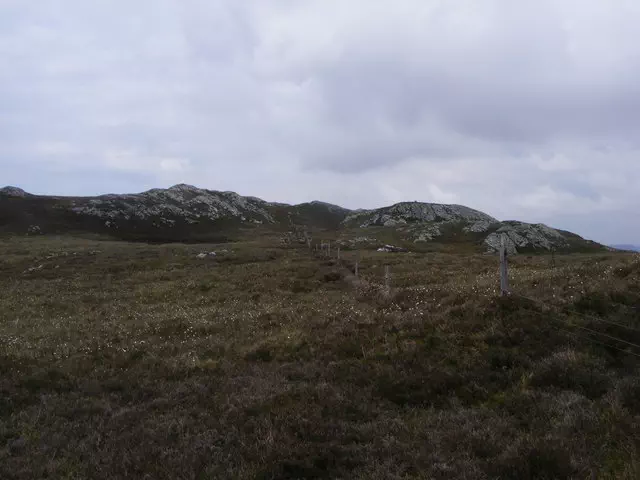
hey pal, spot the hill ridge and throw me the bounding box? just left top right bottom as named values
left=0, top=184, right=604, bottom=253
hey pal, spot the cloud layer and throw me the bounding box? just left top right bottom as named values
left=1, top=0, right=639, bottom=243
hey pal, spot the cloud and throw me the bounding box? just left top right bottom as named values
left=515, top=185, right=615, bottom=215
left=103, top=150, right=191, bottom=174
left=0, top=0, right=639, bottom=244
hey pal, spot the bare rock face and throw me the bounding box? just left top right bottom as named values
left=71, top=184, right=275, bottom=226
left=411, top=224, right=443, bottom=242
left=484, top=222, right=568, bottom=254
left=463, top=220, right=494, bottom=233
left=0, top=186, right=29, bottom=197
left=377, top=245, right=408, bottom=253
left=340, top=201, right=582, bottom=253
left=344, top=201, right=497, bottom=227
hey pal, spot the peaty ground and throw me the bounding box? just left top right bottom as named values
left=1, top=236, right=640, bottom=479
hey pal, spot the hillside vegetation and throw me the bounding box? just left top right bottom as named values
left=1, top=235, right=639, bottom=479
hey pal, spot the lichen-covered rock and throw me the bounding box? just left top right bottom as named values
left=484, top=222, right=569, bottom=254
left=71, top=184, right=275, bottom=225
left=463, top=220, right=496, bottom=233
left=0, top=186, right=29, bottom=197
left=344, top=201, right=497, bottom=227
left=382, top=216, right=407, bottom=227
left=377, top=245, right=407, bottom=253
left=412, top=224, right=443, bottom=242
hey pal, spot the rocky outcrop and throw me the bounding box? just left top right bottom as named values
left=377, top=245, right=408, bottom=253
left=343, top=202, right=497, bottom=227
left=340, top=201, right=580, bottom=253
left=484, top=222, right=568, bottom=254
left=463, top=220, right=495, bottom=233
left=0, top=186, right=29, bottom=197
left=411, top=224, right=443, bottom=242
left=71, top=184, right=275, bottom=227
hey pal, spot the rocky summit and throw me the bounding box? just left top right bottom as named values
left=71, top=184, right=275, bottom=226
left=0, top=184, right=605, bottom=253
left=343, top=201, right=497, bottom=227
left=0, top=186, right=30, bottom=197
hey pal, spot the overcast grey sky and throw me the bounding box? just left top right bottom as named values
left=1, top=0, right=639, bottom=244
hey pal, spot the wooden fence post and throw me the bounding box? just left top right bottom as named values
left=355, top=250, right=360, bottom=278
left=327, top=242, right=331, bottom=258
left=337, top=246, right=340, bottom=261
left=500, top=234, right=509, bottom=296
left=384, top=265, right=391, bottom=296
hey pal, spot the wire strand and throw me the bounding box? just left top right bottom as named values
left=554, top=327, right=640, bottom=358
left=504, top=292, right=640, bottom=355
left=559, top=307, right=640, bottom=333
left=509, top=292, right=640, bottom=333
left=568, top=324, right=640, bottom=350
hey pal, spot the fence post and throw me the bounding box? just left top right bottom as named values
left=328, top=242, right=331, bottom=258
left=384, top=265, right=391, bottom=296
left=551, top=248, right=556, bottom=268
left=337, top=246, right=340, bottom=261
left=500, top=234, right=510, bottom=296
left=355, top=250, right=360, bottom=278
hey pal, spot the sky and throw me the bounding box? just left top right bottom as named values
left=1, top=0, right=639, bottom=244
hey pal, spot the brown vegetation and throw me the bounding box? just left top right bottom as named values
left=1, top=236, right=639, bottom=479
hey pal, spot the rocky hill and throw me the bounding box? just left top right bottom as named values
left=0, top=184, right=605, bottom=253
left=343, top=202, right=497, bottom=227
left=72, top=184, right=275, bottom=227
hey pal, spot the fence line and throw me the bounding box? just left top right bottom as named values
left=502, top=297, right=640, bottom=356
left=511, top=292, right=640, bottom=334
left=569, top=324, right=640, bottom=350
left=508, top=292, right=640, bottom=356
left=556, top=328, right=640, bottom=358
left=304, top=240, right=639, bottom=356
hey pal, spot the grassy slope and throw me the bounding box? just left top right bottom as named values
left=1, top=236, right=639, bottom=479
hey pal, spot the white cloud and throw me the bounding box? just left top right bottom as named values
left=32, top=141, right=77, bottom=156
left=530, top=154, right=580, bottom=172
left=515, top=185, right=615, bottom=215
left=103, top=150, right=190, bottom=175
left=428, top=184, right=460, bottom=204
left=160, top=158, right=190, bottom=172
